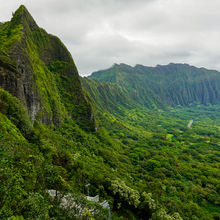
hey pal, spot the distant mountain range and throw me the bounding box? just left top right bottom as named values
left=0, top=5, right=219, bottom=220
left=86, top=63, right=220, bottom=109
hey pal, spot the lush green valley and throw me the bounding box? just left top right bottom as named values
left=0, top=5, right=219, bottom=220
left=83, top=75, right=220, bottom=219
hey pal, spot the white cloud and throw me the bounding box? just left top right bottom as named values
left=1, top=0, right=220, bottom=75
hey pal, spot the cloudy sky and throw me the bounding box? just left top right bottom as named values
left=1, top=0, right=220, bottom=75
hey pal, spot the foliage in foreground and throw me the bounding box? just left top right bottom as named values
left=0, top=87, right=219, bottom=219
left=0, top=4, right=219, bottom=220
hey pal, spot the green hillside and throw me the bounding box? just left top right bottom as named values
left=82, top=74, right=220, bottom=220
left=89, top=63, right=220, bottom=107
left=0, top=5, right=95, bottom=130
left=0, top=5, right=219, bottom=220
left=84, top=63, right=220, bottom=219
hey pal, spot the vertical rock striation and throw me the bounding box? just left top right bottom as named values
left=0, top=5, right=96, bottom=130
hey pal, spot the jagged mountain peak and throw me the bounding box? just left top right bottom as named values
left=90, top=62, right=220, bottom=106
left=0, top=5, right=96, bottom=130
left=11, top=5, right=37, bottom=30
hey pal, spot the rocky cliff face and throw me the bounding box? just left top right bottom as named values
left=0, top=5, right=95, bottom=130
left=89, top=63, right=220, bottom=108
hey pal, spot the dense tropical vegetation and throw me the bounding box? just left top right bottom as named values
left=83, top=75, right=220, bottom=219
left=0, top=5, right=219, bottom=220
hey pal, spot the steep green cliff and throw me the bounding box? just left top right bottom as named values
left=81, top=77, right=137, bottom=113
left=0, top=5, right=219, bottom=220
left=89, top=63, right=220, bottom=107
left=0, top=5, right=95, bottom=130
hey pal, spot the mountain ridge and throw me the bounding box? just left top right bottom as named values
left=89, top=62, right=220, bottom=107
left=0, top=5, right=219, bottom=220
left=0, top=5, right=96, bottom=130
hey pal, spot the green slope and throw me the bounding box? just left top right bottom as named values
left=89, top=63, right=220, bottom=107
left=0, top=5, right=95, bottom=130
left=82, top=77, right=220, bottom=219
left=83, top=64, right=220, bottom=219
left=0, top=5, right=219, bottom=220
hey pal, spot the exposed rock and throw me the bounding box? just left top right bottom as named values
left=0, top=5, right=96, bottom=130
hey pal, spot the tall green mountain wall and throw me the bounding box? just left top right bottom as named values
left=0, top=5, right=95, bottom=130
left=89, top=63, right=220, bottom=108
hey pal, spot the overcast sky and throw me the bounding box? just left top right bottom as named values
left=1, top=0, right=220, bottom=75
